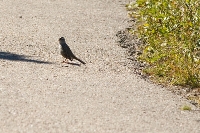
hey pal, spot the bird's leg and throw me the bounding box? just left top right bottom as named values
left=61, top=58, right=68, bottom=63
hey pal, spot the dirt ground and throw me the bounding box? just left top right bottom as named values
left=0, top=0, right=200, bottom=132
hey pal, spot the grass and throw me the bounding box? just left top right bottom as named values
left=126, top=0, right=200, bottom=88
left=181, top=105, right=192, bottom=111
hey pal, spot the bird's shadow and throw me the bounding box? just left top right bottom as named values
left=67, top=62, right=81, bottom=66
left=0, top=51, right=52, bottom=64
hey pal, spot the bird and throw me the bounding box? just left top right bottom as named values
left=59, top=37, right=86, bottom=64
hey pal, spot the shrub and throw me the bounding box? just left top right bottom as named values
left=126, top=0, right=200, bottom=87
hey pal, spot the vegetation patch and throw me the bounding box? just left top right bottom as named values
left=181, top=105, right=192, bottom=111
left=121, top=0, right=200, bottom=106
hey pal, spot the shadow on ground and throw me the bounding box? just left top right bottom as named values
left=67, top=62, right=81, bottom=66
left=0, top=51, right=52, bottom=64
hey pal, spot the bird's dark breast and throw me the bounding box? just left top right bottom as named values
left=61, top=49, right=73, bottom=61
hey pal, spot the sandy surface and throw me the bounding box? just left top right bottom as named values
left=0, top=0, right=200, bottom=132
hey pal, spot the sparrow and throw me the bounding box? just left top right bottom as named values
left=59, top=37, right=86, bottom=64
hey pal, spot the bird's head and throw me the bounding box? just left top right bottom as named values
left=59, top=37, right=66, bottom=43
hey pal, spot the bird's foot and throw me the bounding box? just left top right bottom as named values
left=61, top=60, right=68, bottom=63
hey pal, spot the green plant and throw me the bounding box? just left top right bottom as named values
left=127, top=0, right=200, bottom=87
left=181, top=105, right=192, bottom=111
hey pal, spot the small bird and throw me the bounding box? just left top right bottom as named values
left=59, top=37, right=86, bottom=64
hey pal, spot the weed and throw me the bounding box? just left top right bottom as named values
left=126, top=0, right=200, bottom=87
left=181, top=105, right=192, bottom=111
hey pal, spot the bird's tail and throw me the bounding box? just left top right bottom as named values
left=74, top=57, right=86, bottom=64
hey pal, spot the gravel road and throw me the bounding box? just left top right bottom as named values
left=0, top=0, right=200, bottom=132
